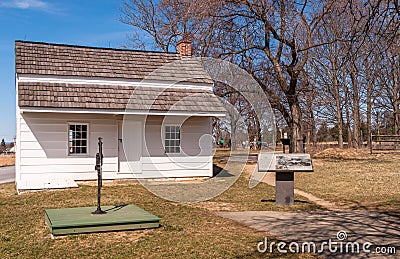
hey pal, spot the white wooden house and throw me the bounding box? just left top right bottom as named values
left=15, top=40, right=225, bottom=191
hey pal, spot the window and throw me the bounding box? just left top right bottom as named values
left=68, top=123, right=88, bottom=155
left=165, top=125, right=180, bottom=153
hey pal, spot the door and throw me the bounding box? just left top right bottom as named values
left=118, top=120, right=142, bottom=174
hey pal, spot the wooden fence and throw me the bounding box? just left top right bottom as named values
left=370, top=134, right=400, bottom=154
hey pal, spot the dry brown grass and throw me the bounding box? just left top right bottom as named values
left=0, top=155, right=15, bottom=167
left=0, top=163, right=317, bottom=258
left=313, top=148, right=372, bottom=159
left=213, top=148, right=400, bottom=213
left=295, top=153, right=400, bottom=212
left=4, top=147, right=398, bottom=257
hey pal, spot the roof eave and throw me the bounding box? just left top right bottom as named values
left=19, top=107, right=226, bottom=117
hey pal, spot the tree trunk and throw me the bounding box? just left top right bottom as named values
left=396, top=66, right=400, bottom=135
left=332, top=65, right=344, bottom=148
left=350, top=70, right=361, bottom=148
left=394, top=98, right=400, bottom=135
left=309, top=109, right=316, bottom=145
left=303, top=78, right=315, bottom=148
left=343, top=75, right=352, bottom=147
left=230, top=115, right=238, bottom=151
left=366, top=80, right=373, bottom=148
left=289, top=100, right=303, bottom=153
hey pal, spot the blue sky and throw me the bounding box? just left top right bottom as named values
left=0, top=0, right=134, bottom=142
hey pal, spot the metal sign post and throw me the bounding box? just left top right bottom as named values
left=92, top=137, right=106, bottom=215
left=258, top=153, right=313, bottom=206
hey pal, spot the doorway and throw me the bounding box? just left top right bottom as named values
left=118, top=120, right=142, bottom=175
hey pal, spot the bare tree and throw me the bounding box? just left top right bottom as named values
left=121, top=0, right=399, bottom=151
left=376, top=43, right=400, bottom=134
left=121, top=0, right=345, bottom=152
left=311, top=0, right=398, bottom=148
left=311, top=9, right=350, bottom=148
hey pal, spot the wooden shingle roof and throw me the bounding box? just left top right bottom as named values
left=15, top=41, right=213, bottom=83
left=18, top=82, right=226, bottom=113
left=16, top=41, right=226, bottom=113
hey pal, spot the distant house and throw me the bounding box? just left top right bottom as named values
left=15, top=40, right=225, bottom=191
left=3, top=146, right=15, bottom=155
left=9, top=146, right=15, bottom=153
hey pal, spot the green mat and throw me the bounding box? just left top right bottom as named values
left=45, top=204, right=161, bottom=236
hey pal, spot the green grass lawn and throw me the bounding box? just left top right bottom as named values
left=0, top=165, right=317, bottom=258
left=295, top=155, right=400, bottom=213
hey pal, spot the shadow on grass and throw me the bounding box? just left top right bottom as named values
left=104, top=204, right=128, bottom=212
left=212, top=164, right=235, bottom=178
left=344, top=199, right=400, bottom=219
left=224, top=210, right=400, bottom=258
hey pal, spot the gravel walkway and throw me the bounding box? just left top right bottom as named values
left=0, top=166, right=15, bottom=184
left=218, top=210, right=400, bottom=258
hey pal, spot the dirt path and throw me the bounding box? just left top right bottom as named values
left=247, top=164, right=342, bottom=210
left=257, top=165, right=343, bottom=211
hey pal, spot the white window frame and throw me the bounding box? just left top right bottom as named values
left=68, top=122, right=89, bottom=156
left=164, top=125, right=181, bottom=154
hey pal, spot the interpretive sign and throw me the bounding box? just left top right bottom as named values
left=258, top=153, right=313, bottom=206
left=274, top=154, right=313, bottom=172
left=258, top=153, right=313, bottom=172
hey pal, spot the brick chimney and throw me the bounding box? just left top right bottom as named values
left=176, top=39, right=192, bottom=56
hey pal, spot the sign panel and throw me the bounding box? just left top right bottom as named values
left=258, top=153, right=313, bottom=172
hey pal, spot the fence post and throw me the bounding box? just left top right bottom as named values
left=370, top=134, right=373, bottom=154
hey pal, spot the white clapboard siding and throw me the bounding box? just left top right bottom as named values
left=20, top=149, right=117, bottom=158
left=20, top=149, right=48, bottom=158
left=116, top=169, right=212, bottom=179
left=20, top=157, right=117, bottom=166
left=20, top=141, right=66, bottom=150
left=142, top=159, right=212, bottom=176
left=18, top=112, right=119, bottom=184
left=141, top=156, right=211, bottom=164
left=20, top=163, right=116, bottom=174
left=20, top=172, right=98, bottom=181
left=20, top=123, right=66, bottom=132
left=137, top=115, right=213, bottom=177
left=142, top=162, right=211, bottom=171
left=20, top=171, right=117, bottom=181
left=20, top=131, right=65, bottom=142
left=143, top=116, right=212, bottom=154
left=17, top=111, right=214, bottom=189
